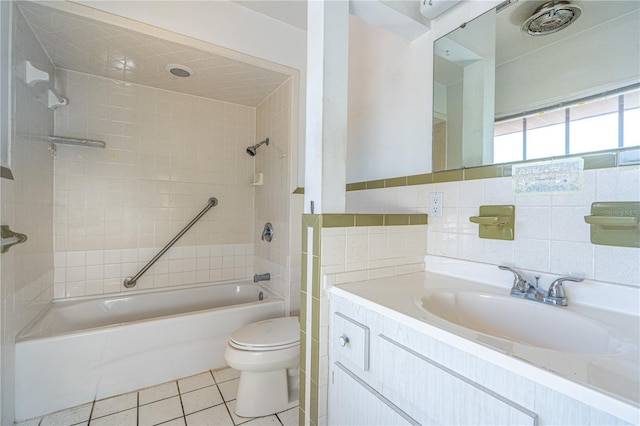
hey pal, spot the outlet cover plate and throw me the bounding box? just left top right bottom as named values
left=429, top=192, right=443, bottom=217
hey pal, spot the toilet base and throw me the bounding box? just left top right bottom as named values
left=234, top=368, right=299, bottom=417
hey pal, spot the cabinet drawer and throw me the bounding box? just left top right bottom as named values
left=377, top=335, right=537, bottom=425
left=332, top=312, right=370, bottom=371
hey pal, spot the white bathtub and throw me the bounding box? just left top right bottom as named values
left=15, top=280, right=285, bottom=421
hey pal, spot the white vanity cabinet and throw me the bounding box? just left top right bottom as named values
left=328, top=292, right=631, bottom=426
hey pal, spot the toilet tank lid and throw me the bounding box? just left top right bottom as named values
left=229, top=316, right=299, bottom=348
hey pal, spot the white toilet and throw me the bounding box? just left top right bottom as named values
left=224, top=316, right=300, bottom=417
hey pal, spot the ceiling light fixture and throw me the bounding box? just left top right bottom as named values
left=164, top=64, right=194, bottom=78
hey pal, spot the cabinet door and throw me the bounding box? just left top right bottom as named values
left=377, top=335, right=537, bottom=425
left=329, top=362, right=417, bottom=426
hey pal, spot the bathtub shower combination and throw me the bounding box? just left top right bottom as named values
left=15, top=280, right=284, bottom=421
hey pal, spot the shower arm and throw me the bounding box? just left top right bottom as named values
left=123, top=197, right=218, bottom=288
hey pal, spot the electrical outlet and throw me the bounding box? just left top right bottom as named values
left=429, top=192, right=443, bottom=217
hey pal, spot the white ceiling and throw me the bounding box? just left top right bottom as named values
left=18, top=1, right=291, bottom=107
left=231, top=0, right=308, bottom=30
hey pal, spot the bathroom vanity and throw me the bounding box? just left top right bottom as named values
left=327, top=258, right=639, bottom=425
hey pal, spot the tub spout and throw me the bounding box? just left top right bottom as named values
left=253, top=273, right=270, bottom=283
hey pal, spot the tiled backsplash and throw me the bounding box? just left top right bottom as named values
left=54, top=243, right=254, bottom=298
left=346, top=165, right=640, bottom=287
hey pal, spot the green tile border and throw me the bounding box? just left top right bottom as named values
left=312, top=256, right=320, bottom=299
left=300, top=290, right=307, bottom=324
left=354, top=214, right=384, bottom=226
left=311, top=297, right=320, bottom=341
left=295, top=149, right=637, bottom=194
left=464, top=165, right=504, bottom=180
left=310, top=339, right=320, bottom=383
left=366, top=179, right=385, bottom=189
left=433, top=169, right=464, bottom=183
left=322, top=213, right=428, bottom=227
left=322, top=214, right=355, bottom=228
left=299, top=372, right=306, bottom=413
left=301, top=254, right=308, bottom=293
left=407, top=173, right=433, bottom=185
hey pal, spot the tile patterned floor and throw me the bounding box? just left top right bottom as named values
left=16, top=367, right=299, bottom=426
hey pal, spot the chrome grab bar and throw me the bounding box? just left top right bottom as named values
left=123, top=197, right=218, bottom=288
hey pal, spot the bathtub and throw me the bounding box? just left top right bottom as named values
left=15, top=280, right=284, bottom=421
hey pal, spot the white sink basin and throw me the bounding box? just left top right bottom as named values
left=418, top=290, right=622, bottom=355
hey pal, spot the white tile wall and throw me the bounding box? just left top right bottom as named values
left=321, top=225, right=427, bottom=276
left=346, top=166, right=640, bottom=287
left=53, top=69, right=261, bottom=297
left=53, top=243, right=254, bottom=297
left=254, top=79, right=297, bottom=313
left=2, top=5, right=56, bottom=424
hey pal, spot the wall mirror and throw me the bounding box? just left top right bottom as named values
left=433, top=0, right=640, bottom=172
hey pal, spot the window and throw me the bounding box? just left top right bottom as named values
left=493, top=85, right=640, bottom=163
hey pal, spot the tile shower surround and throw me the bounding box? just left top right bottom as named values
left=54, top=69, right=256, bottom=254
left=53, top=69, right=296, bottom=299
left=54, top=244, right=254, bottom=298
left=254, top=79, right=298, bottom=314
left=3, top=6, right=55, bottom=424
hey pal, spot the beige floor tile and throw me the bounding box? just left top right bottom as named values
left=181, top=386, right=224, bottom=415
left=244, top=415, right=281, bottom=425
left=178, top=372, right=215, bottom=393
left=226, top=400, right=255, bottom=426
left=157, top=417, right=186, bottom=426
left=139, top=395, right=183, bottom=426
left=212, top=367, right=240, bottom=384
left=139, top=381, right=179, bottom=405
left=40, top=403, right=92, bottom=426
left=185, top=405, right=234, bottom=426
left=90, top=408, right=137, bottom=426
left=218, top=378, right=239, bottom=402
left=92, top=392, right=137, bottom=418
left=277, top=407, right=299, bottom=426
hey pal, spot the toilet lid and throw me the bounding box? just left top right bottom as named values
left=229, top=317, right=299, bottom=351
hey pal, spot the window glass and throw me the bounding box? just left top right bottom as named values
left=624, top=92, right=640, bottom=147
left=570, top=112, right=618, bottom=154
left=569, top=95, right=619, bottom=153
left=526, top=110, right=566, bottom=160
left=492, top=86, right=639, bottom=162
left=494, top=132, right=523, bottom=163
left=494, top=119, right=523, bottom=163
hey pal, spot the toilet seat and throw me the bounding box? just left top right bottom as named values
left=229, top=316, right=299, bottom=351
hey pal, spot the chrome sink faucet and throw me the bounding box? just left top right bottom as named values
left=498, top=266, right=583, bottom=306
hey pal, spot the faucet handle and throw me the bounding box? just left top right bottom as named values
left=547, top=276, right=584, bottom=299
left=498, top=266, right=529, bottom=292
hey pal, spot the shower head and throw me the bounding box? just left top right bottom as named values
left=246, top=138, right=269, bottom=156
left=522, top=1, right=582, bottom=36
